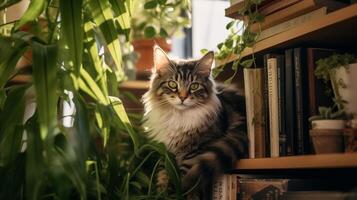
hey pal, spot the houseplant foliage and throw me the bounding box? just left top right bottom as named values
left=0, top=0, right=182, bottom=199
left=131, top=0, right=191, bottom=39
left=205, top=0, right=264, bottom=82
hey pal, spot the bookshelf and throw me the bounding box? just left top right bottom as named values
left=236, top=153, right=357, bottom=170
left=216, top=3, right=357, bottom=66
left=222, top=2, right=357, bottom=176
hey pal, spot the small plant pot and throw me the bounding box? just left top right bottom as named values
left=310, top=129, right=344, bottom=154
left=311, top=120, right=346, bottom=130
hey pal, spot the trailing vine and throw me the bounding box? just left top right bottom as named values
left=203, top=0, right=264, bottom=82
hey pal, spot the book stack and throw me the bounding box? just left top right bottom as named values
left=226, top=0, right=348, bottom=41
left=244, top=47, right=340, bottom=158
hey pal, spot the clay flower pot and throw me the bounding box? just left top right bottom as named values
left=132, top=38, right=171, bottom=79
left=310, top=129, right=344, bottom=154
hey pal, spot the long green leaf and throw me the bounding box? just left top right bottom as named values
left=84, top=21, right=108, bottom=96
left=32, top=41, right=58, bottom=139
left=109, top=0, right=131, bottom=39
left=14, top=0, right=46, bottom=30
left=109, top=96, right=139, bottom=152
left=87, top=0, right=124, bottom=79
left=0, top=85, right=27, bottom=166
left=60, top=0, right=83, bottom=76
left=80, top=67, right=109, bottom=105
left=25, top=115, right=45, bottom=200
left=0, top=35, right=28, bottom=88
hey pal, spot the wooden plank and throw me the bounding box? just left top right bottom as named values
left=216, top=4, right=357, bottom=67
left=119, top=80, right=149, bottom=90
left=235, top=153, right=357, bottom=170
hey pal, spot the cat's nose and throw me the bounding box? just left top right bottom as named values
left=179, top=90, right=188, bottom=102
left=179, top=96, right=187, bottom=102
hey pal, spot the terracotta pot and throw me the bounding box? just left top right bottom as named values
left=132, top=38, right=171, bottom=79
left=310, top=129, right=344, bottom=154
left=311, top=120, right=346, bottom=130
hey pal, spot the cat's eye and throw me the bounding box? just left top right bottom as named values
left=190, top=83, right=199, bottom=90
left=168, top=81, right=177, bottom=89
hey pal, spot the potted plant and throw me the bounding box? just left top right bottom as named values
left=131, top=0, right=191, bottom=78
left=309, top=105, right=346, bottom=154
left=315, top=53, right=357, bottom=116
left=0, top=0, right=183, bottom=199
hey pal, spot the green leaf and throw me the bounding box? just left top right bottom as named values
left=225, top=38, right=233, bottom=48
left=200, top=49, right=209, bottom=55
left=110, top=0, right=132, bottom=40
left=159, top=28, right=169, bottom=38
left=32, top=41, right=58, bottom=140
left=60, top=0, right=83, bottom=77
left=0, top=85, right=27, bottom=166
left=79, top=67, right=109, bottom=105
left=144, top=0, right=158, bottom=9
left=158, top=0, right=167, bottom=5
left=217, top=42, right=224, bottom=49
left=144, top=26, right=156, bottom=38
left=0, top=35, right=28, bottom=88
left=0, top=0, right=21, bottom=10
left=14, top=0, right=47, bottom=30
left=225, top=20, right=235, bottom=30
left=109, top=96, right=139, bottom=152
left=240, top=58, right=254, bottom=68
left=87, top=0, right=124, bottom=80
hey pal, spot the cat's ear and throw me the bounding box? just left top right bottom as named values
left=196, top=51, right=214, bottom=77
left=153, top=45, right=172, bottom=75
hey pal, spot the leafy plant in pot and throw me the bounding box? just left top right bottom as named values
left=131, top=0, right=191, bottom=79
left=315, top=53, right=357, bottom=116
left=0, top=0, right=183, bottom=199
left=309, top=103, right=346, bottom=154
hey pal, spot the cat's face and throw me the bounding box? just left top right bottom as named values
left=149, top=46, right=215, bottom=110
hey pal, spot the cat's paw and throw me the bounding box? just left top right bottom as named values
left=157, top=169, right=169, bottom=192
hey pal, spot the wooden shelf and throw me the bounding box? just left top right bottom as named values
left=235, top=153, right=357, bottom=170
left=119, top=80, right=149, bottom=90
left=216, top=4, right=357, bottom=67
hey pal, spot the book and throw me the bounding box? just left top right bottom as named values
left=277, top=55, right=287, bottom=156
left=213, top=174, right=237, bottom=200
left=229, top=0, right=243, bottom=7
left=284, top=49, right=295, bottom=156
left=237, top=178, right=345, bottom=200
left=243, top=68, right=266, bottom=158
left=306, top=48, right=335, bottom=117
left=267, top=57, right=279, bottom=157
left=293, top=48, right=310, bottom=155
left=250, top=0, right=347, bottom=32
left=257, top=7, right=327, bottom=41
left=263, top=55, right=271, bottom=157
left=259, top=0, right=300, bottom=16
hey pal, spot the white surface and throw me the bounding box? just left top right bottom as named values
left=192, top=0, right=231, bottom=58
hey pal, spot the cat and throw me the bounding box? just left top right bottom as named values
left=142, top=46, right=248, bottom=200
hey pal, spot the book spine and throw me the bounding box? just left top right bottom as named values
left=267, top=57, right=279, bottom=157
left=294, top=48, right=310, bottom=154
left=284, top=49, right=295, bottom=156
left=263, top=55, right=271, bottom=157
left=243, top=69, right=255, bottom=159
left=277, top=55, right=287, bottom=156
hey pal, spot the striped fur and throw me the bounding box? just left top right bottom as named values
left=142, top=47, right=248, bottom=199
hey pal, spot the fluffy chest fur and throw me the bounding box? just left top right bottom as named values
left=143, top=93, right=221, bottom=152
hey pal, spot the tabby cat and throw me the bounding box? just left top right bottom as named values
left=142, top=46, right=248, bottom=199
